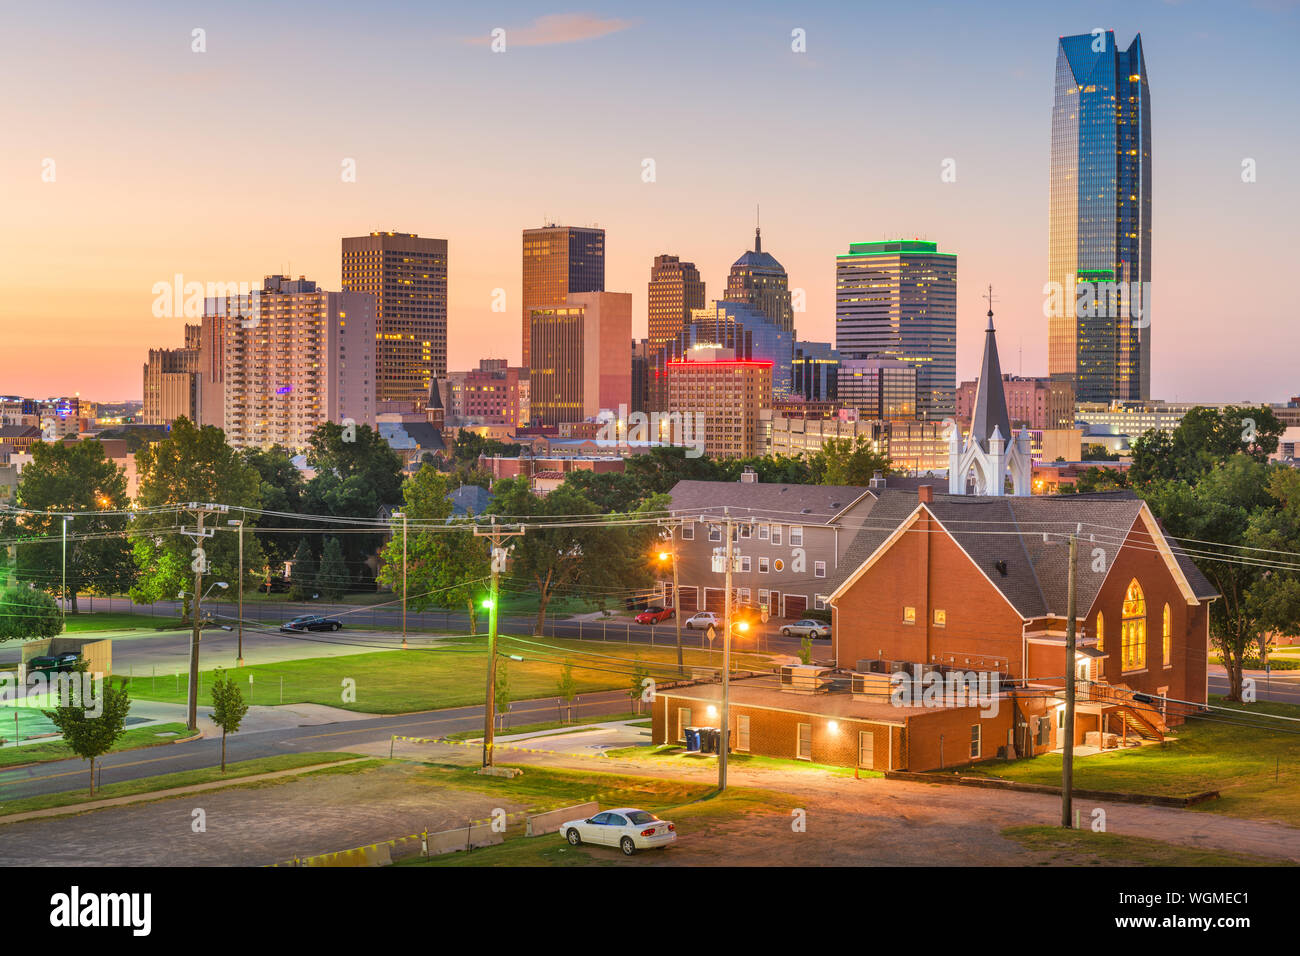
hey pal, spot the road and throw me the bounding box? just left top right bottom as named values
left=0, top=690, right=634, bottom=803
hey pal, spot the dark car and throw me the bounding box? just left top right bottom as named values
left=634, top=606, right=674, bottom=625
left=280, top=615, right=343, bottom=633
left=28, top=653, right=80, bottom=674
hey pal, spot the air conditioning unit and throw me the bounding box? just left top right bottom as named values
left=851, top=671, right=893, bottom=700
left=779, top=664, right=831, bottom=695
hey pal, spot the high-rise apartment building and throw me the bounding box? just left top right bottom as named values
left=666, top=347, right=772, bottom=459
left=835, top=239, right=957, bottom=419
left=724, top=227, right=793, bottom=332
left=142, top=324, right=203, bottom=425
left=528, top=291, right=630, bottom=426
left=221, top=276, right=376, bottom=450
left=341, top=231, right=448, bottom=407
left=521, top=225, right=605, bottom=368
left=647, top=254, right=705, bottom=351
left=1048, top=32, right=1151, bottom=403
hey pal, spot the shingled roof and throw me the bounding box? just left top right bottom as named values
left=829, top=488, right=1218, bottom=619
left=669, top=479, right=874, bottom=525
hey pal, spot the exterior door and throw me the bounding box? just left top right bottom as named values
left=677, top=586, right=698, bottom=612
left=784, top=595, right=807, bottom=618
left=858, top=731, right=874, bottom=769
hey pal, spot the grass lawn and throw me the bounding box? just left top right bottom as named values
left=0, top=751, right=365, bottom=818
left=1003, top=825, right=1284, bottom=867
left=0, top=722, right=194, bottom=768
left=966, top=696, right=1300, bottom=826
left=395, top=763, right=794, bottom=866
left=443, top=711, right=642, bottom=741
left=123, top=636, right=776, bottom=714
left=61, top=612, right=180, bottom=632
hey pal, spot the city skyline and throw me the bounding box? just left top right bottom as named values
left=2, top=2, right=1296, bottom=403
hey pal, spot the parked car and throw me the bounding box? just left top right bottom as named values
left=623, top=593, right=656, bottom=611
left=634, top=606, right=674, bottom=625
left=561, top=808, right=676, bottom=856
left=280, top=615, right=343, bottom=632
left=781, top=619, right=832, bottom=640
left=27, top=653, right=80, bottom=674
left=684, top=611, right=718, bottom=630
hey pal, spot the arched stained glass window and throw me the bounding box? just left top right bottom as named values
left=1121, top=580, right=1146, bottom=671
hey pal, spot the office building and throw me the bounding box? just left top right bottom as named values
left=648, top=255, right=705, bottom=351
left=665, top=346, right=772, bottom=459
left=835, top=239, right=957, bottom=419
left=446, top=360, right=529, bottom=428
left=791, top=342, right=839, bottom=404
left=1048, top=32, right=1152, bottom=403
left=837, top=358, right=917, bottom=420
left=521, top=224, right=605, bottom=367
left=341, top=231, right=449, bottom=407
left=724, top=227, right=793, bottom=332
left=528, top=291, right=630, bottom=426
left=142, top=324, right=203, bottom=425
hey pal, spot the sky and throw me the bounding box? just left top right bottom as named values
left=1, top=0, right=1297, bottom=403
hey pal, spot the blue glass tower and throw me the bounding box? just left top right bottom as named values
left=1048, top=31, right=1152, bottom=403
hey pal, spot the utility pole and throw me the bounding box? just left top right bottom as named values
left=60, top=515, right=69, bottom=621
left=475, top=517, right=525, bottom=768
left=1061, top=530, right=1078, bottom=828
left=229, top=518, right=244, bottom=666
left=720, top=509, right=734, bottom=791
left=392, top=511, right=409, bottom=649
left=657, top=520, right=685, bottom=677
left=181, top=503, right=224, bottom=732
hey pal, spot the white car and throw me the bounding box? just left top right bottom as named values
left=684, top=611, right=719, bottom=630
left=561, top=808, right=677, bottom=856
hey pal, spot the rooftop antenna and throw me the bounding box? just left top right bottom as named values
left=755, top=204, right=761, bottom=253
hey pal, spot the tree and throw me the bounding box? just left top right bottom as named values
left=0, top=586, right=62, bottom=642
left=209, top=669, right=250, bottom=772
left=810, top=436, right=892, bottom=486
left=1243, top=468, right=1300, bottom=663
left=451, top=431, right=521, bottom=466
left=376, top=465, right=491, bottom=633
left=487, top=479, right=654, bottom=634
left=3, top=439, right=135, bottom=610
left=315, top=537, right=349, bottom=600
left=241, top=445, right=304, bottom=572
left=130, top=418, right=263, bottom=618
left=1142, top=456, right=1298, bottom=700
left=1129, top=405, right=1284, bottom=488
left=557, top=663, right=577, bottom=724
left=289, top=538, right=317, bottom=600
left=43, top=662, right=131, bottom=796
left=629, top=664, right=650, bottom=716
left=303, top=422, right=404, bottom=580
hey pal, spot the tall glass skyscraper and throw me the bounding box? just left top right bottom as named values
left=521, top=225, right=605, bottom=368
left=835, top=239, right=957, bottom=420
left=1049, top=31, right=1151, bottom=403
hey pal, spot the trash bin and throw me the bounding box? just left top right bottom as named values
left=701, top=727, right=717, bottom=754
left=684, top=727, right=701, bottom=752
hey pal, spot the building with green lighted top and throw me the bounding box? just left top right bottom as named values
left=1048, top=31, right=1152, bottom=403
left=834, top=239, right=956, bottom=420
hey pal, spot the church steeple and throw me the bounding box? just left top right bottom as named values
left=968, top=284, right=1012, bottom=454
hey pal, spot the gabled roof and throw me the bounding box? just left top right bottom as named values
left=446, top=484, right=491, bottom=517
left=669, top=479, right=874, bottom=526
left=829, top=488, right=1218, bottom=619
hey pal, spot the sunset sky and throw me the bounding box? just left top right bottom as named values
left=1, top=0, right=1296, bottom=403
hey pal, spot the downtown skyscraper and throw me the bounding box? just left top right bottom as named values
left=1048, top=31, right=1152, bottom=403
left=724, top=227, right=793, bottom=333
left=647, top=254, right=705, bottom=351
left=521, top=224, right=605, bottom=368
left=341, top=231, right=449, bottom=408
left=835, top=239, right=957, bottom=420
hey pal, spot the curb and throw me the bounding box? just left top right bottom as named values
left=883, top=770, right=1219, bottom=808
left=0, top=728, right=208, bottom=773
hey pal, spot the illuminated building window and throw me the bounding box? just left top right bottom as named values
left=1121, top=579, right=1146, bottom=671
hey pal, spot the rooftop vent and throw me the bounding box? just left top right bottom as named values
left=994, top=560, right=1008, bottom=576
left=740, top=466, right=758, bottom=483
